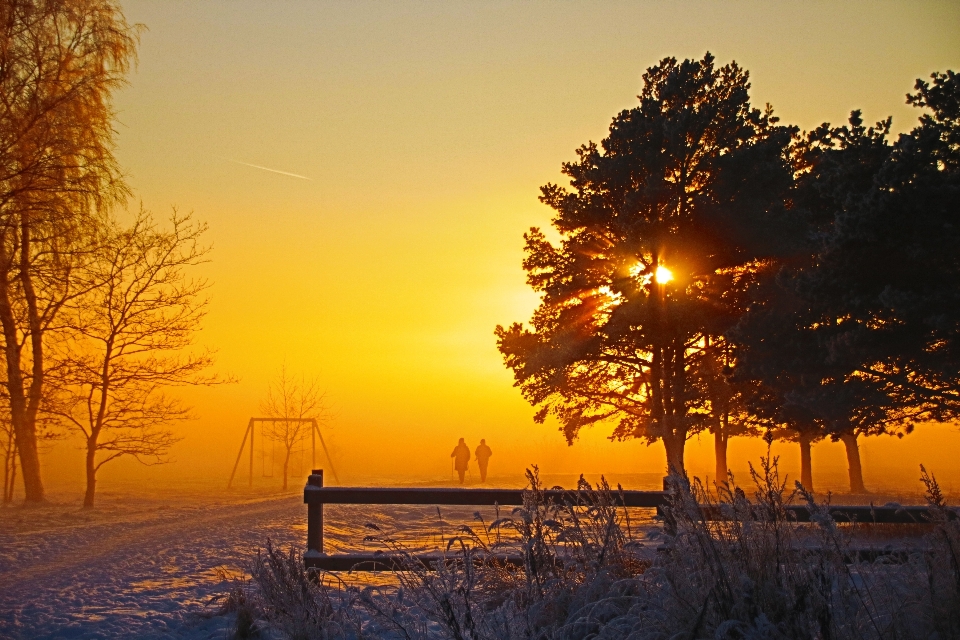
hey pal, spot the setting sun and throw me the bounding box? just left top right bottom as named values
left=655, top=265, right=673, bottom=284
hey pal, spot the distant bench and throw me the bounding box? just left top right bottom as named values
left=302, top=469, right=954, bottom=572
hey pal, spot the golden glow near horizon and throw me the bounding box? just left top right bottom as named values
left=34, top=1, right=960, bottom=493
left=655, top=265, right=673, bottom=285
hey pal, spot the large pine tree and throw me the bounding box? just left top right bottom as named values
left=496, top=53, right=795, bottom=474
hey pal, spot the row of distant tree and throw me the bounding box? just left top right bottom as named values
left=497, top=53, right=959, bottom=494
left=0, top=0, right=225, bottom=508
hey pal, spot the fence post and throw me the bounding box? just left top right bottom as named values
left=306, top=469, right=324, bottom=557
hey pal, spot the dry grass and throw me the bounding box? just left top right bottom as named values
left=355, top=468, right=651, bottom=640
left=242, top=457, right=960, bottom=639
left=650, top=456, right=960, bottom=639
left=208, top=567, right=260, bottom=639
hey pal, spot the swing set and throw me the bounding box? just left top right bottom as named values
left=228, top=418, right=339, bottom=488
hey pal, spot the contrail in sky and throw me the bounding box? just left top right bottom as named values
left=218, top=156, right=313, bottom=181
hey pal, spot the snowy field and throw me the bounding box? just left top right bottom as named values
left=0, top=491, right=453, bottom=638
left=2, top=469, right=943, bottom=639
left=0, top=490, right=307, bottom=639
left=0, top=476, right=661, bottom=639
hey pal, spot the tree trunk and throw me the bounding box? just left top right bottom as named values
left=0, top=229, right=44, bottom=503
left=20, top=215, right=47, bottom=502
left=10, top=406, right=42, bottom=502
left=840, top=432, right=867, bottom=494
left=84, top=435, right=98, bottom=508
left=3, top=432, right=14, bottom=503
left=4, top=439, right=17, bottom=503
left=798, top=432, right=814, bottom=492
left=8, top=448, right=16, bottom=503
left=282, top=449, right=291, bottom=491
left=662, top=429, right=686, bottom=476
left=714, top=428, right=728, bottom=485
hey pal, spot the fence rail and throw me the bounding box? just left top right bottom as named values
left=302, top=469, right=953, bottom=572
left=304, top=486, right=668, bottom=507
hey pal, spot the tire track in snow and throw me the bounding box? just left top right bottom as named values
left=2, top=497, right=297, bottom=583
left=0, top=495, right=305, bottom=639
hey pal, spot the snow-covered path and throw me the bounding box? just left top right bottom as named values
left=0, top=492, right=527, bottom=639
left=0, top=482, right=662, bottom=639
left=0, top=495, right=305, bottom=639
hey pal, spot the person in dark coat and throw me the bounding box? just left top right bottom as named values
left=451, top=438, right=470, bottom=483
left=475, top=439, right=492, bottom=482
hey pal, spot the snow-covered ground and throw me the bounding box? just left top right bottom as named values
left=0, top=491, right=308, bottom=639
left=3, top=484, right=645, bottom=639
left=3, top=467, right=944, bottom=640
left=8, top=476, right=935, bottom=639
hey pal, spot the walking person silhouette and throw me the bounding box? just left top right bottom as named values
left=475, top=439, right=492, bottom=483
left=450, top=438, right=470, bottom=484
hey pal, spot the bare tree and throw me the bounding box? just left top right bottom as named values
left=261, top=366, right=328, bottom=491
left=0, top=0, right=139, bottom=502
left=50, top=208, right=220, bottom=508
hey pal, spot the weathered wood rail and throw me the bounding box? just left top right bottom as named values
left=302, top=469, right=954, bottom=572
left=303, top=469, right=667, bottom=571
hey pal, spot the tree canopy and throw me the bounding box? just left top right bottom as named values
left=731, top=72, right=960, bottom=490
left=496, top=53, right=795, bottom=473
left=499, top=55, right=959, bottom=483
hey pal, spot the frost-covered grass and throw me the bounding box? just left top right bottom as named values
left=244, top=456, right=960, bottom=640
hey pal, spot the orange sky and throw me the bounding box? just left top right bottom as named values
left=41, top=1, right=960, bottom=495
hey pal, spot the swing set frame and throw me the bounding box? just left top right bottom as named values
left=228, top=418, right=339, bottom=487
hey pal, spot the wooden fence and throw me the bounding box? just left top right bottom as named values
left=302, top=469, right=953, bottom=572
